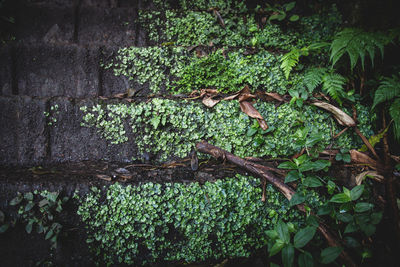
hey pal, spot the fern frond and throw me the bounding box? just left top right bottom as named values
left=280, top=48, right=301, bottom=79
left=322, top=72, right=346, bottom=105
left=304, top=67, right=327, bottom=92
left=330, top=28, right=392, bottom=71
left=372, top=73, right=400, bottom=109
left=389, top=98, right=400, bottom=141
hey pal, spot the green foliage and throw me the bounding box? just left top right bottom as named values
left=330, top=28, right=392, bottom=70
left=8, top=191, right=68, bottom=249
left=280, top=43, right=329, bottom=79
left=80, top=100, right=371, bottom=162
left=373, top=72, right=400, bottom=140
left=303, top=67, right=351, bottom=105
left=76, top=175, right=301, bottom=265
left=267, top=220, right=318, bottom=267
left=261, top=1, right=300, bottom=24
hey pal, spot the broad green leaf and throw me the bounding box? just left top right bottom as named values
left=320, top=247, right=343, bottom=264
left=354, top=202, right=373, bottom=213
left=298, top=251, right=314, bottom=267
left=246, top=127, right=257, bottom=137
left=344, top=236, right=361, bottom=248
left=269, top=239, right=285, bottom=256
left=371, top=212, right=383, bottom=225
left=266, top=230, right=278, bottom=240
left=294, top=226, right=317, bottom=248
left=299, top=160, right=331, bottom=172
left=330, top=193, right=351, bottom=203
left=360, top=224, right=376, bottom=236
left=336, top=213, right=353, bottom=223
left=285, top=171, right=300, bottom=183
left=350, top=185, right=364, bottom=201
left=344, top=222, right=358, bottom=233
left=277, top=221, right=290, bottom=244
left=289, top=15, right=299, bottom=22
left=306, top=215, right=319, bottom=227
left=327, top=180, right=336, bottom=194
left=317, top=203, right=332, bottom=215
left=284, top=2, right=296, bottom=11
left=303, top=176, right=323, bottom=187
left=335, top=153, right=343, bottom=161
left=282, top=245, right=295, bottom=267
left=290, top=193, right=305, bottom=206
left=278, top=161, right=297, bottom=170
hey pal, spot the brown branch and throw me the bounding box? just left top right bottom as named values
left=196, top=141, right=357, bottom=267
left=354, top=127, right=379, bottom=159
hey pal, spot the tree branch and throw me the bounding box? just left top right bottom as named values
left=196, top=141, right=357, bottom=267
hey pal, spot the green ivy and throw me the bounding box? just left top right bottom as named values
left=76, top=175, right=302, bottom=265
left=80, top=99, right=373, bottom=162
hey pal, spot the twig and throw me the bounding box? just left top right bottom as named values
left=196, top=141, right=357, bottom=267
left=353, top=127, right=379, bottom=159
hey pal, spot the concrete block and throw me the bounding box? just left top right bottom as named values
left=16, top=43, right=99, bottom=97
left=78, top=7, right=137, bottom=47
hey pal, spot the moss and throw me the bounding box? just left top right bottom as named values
left=80, top=99, right=373, bottom=162
left=76, top=174, right=302, bottom=265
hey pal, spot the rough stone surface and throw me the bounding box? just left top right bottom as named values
left=0, top=45, right=13, bottom=95
left=17, top=96, right=47, bottom=165
left=49, top=98, right=136, bottom=163
left=100, top=46, right=134, bottom=96
left=0, top=97, right=19, bottom=165
left=78, top=7, right=137, bottom=46
left=16, top=3, right=75, bottom=44
left=0, top=96, right=47, bottom=166
left=16, top=43, right=99, bottom=98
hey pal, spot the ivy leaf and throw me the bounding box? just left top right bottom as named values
left=10, top=194, right=23, bottom=206
left=330, top=193, right=351, bottom=203
left=354, top=202, right=374, bottom=213
left=150, top=117, right=161, bottom=129
left=25, top=221, right=33, bottom=234
left=350, top=185, right=364, bottom=201
left=303, top=176, right=323, bottom=187
left=298, top=251, right=314, bottom=267
left=269, top=239, right=286, bottom=256
left=0, top=224, right=9, bottom=233
left=25, top=202, right=35, bottom=212
left=320, top=247, right=343, bottom=264
left=282, top=244, right=295, bottom=267
left=285, top=171, right=300, bottom=183
left=276, top=221, right=290, bottom=244
left=294, top=226, right=317, bottom=248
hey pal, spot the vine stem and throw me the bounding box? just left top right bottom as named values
left=196, top=141, right=357, bottom=267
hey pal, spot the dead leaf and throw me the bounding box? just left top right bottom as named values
left=96, top=174, right=111, bottom=181
left=190, top=150, right=199, bottom=171
left=350, top=150, right=383, bottom=170
left=223, top=93, right=239, bottom=100
left=113, top=93, right=126, bottom=99
left=202, top=96, right=220, bottom=108
left=200, top=89, right=218, bottom=97
left=213, top=9, right=226, bottom=28
left=265, top=92, right=284, bottom=102
left=355, top=171, right=384, bottom=185
left=312, top=101, right=356, bottom=127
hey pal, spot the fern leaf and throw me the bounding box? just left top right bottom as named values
left=330, top=28, right=392, bottom=71
left=304, top=67, right=327, bottom=92
left=280, top=49, right=300, bottom=79
left=372, top=74, right=400, bottom=109
left=389, top=98, right=400, bottom=141
left=322, top=72, right=346, bottom=105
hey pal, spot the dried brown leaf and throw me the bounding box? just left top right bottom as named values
left=350, top=150, right=383, bottom=170
left=203, top=97, right=220, bottom=108
left=239, top=101, right=268, bottom=130
left=312, top=101, right=356, bottom=127
left=96, top=174, right=111, bottom=181
left=265, top=92, right=284, bottom=102
left=223, top=93, right=239, bottom=100
left=355, top=171, right=384, bottom=185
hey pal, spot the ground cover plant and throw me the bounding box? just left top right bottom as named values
left=75, top=0, right=400, bottom=265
